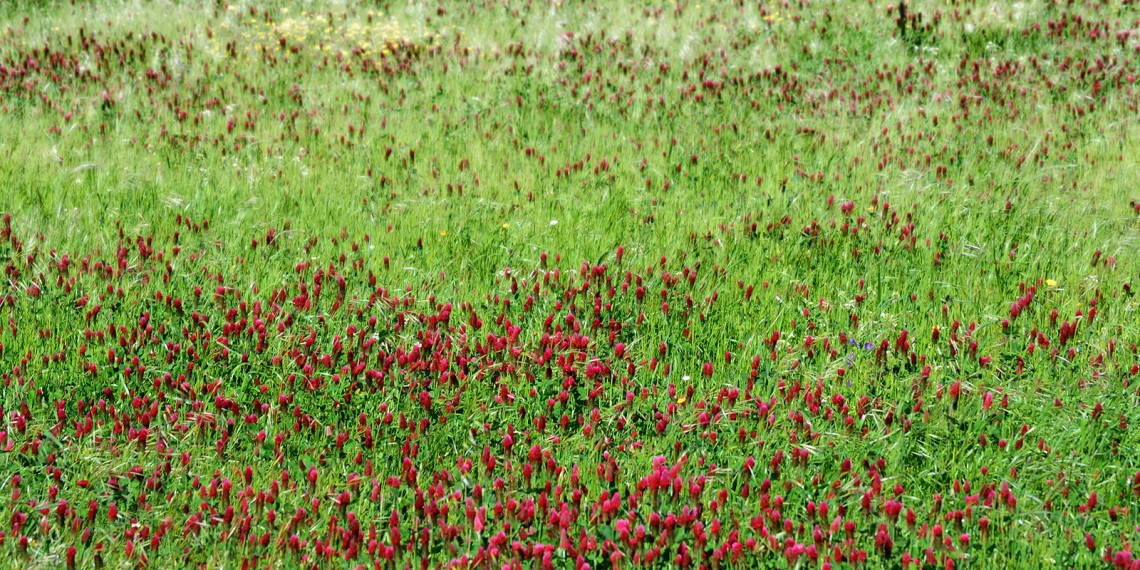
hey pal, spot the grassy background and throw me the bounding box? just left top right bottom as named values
left=1, top=0, right=1140, bottom=568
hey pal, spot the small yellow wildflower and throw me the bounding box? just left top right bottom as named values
left=1045, top=279, right=1057, bottom=287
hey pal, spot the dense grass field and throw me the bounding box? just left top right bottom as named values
left=2, top=0, right=1140, bottom=568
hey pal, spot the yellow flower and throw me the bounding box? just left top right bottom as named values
left=1045, top=279, right=1057, bottom=287
left=502, top=223, right=510, bottom=229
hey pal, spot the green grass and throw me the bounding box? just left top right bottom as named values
left=2, top=0, right=1140, bottom=568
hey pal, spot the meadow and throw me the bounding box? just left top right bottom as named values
left=1, top=0, right=1140, bottom=567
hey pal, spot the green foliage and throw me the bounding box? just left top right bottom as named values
left=0, top=0, right=1139, bottom=568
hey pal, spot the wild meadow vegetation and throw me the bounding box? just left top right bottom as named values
left=1, top=0, right=1140, bottom=568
